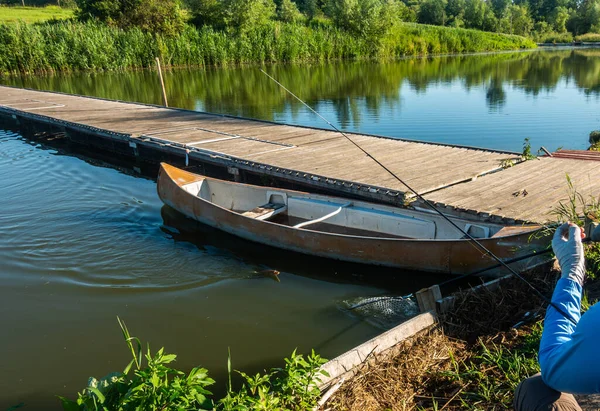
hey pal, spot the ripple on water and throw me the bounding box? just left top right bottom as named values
left=0, top=132, right=251, bottom=291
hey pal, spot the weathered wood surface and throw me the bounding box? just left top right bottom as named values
left=423, top=157, right=600, bottom=223
left=241, top=203, right=286, bottom=220
left=0, top=86, right=517, bottom=196
left=2, top=86, right=599, bottom=224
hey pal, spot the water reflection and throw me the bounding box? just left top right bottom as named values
left=2, top=48, right=600, bottom=151
left=4, top=128, right=441, bottom=409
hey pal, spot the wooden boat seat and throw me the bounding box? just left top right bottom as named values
left=242, top=203, right=287, bottom=221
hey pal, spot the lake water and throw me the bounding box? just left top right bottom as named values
left=1, top=48, right=600, bottom=409
left=3, top=48, right=600, bottom=152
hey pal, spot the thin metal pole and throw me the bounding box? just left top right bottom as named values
left=155, top=57, right=168, bottom=108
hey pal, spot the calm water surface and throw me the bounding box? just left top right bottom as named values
left=1, top=48, right=600, bottom=408
left=3, top=48, right=600, bottom=152
left=0, top=130, right=437, bottom=409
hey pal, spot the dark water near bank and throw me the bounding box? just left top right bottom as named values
left=3, top=48, right=600, bottom=152
left=1, top=48, right=600, bottom=408
left=0, top=130, right=439, bottom=409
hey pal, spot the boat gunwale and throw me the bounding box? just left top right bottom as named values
left=159, top=163, right=543, bottom=243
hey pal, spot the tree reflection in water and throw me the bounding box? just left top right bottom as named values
left=3, top=48, right=599, bottom=136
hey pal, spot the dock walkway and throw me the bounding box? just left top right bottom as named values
left=1, top=86, right=599, bottom=224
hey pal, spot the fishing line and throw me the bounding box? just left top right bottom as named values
left=260, top=69, right=579, bottom=326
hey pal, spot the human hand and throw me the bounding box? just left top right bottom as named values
left=552, top=222, right=586, bottom=285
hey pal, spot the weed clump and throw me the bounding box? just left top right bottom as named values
left=60, top=318, right=328, bottom=411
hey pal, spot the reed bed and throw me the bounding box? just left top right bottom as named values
left=575, top=33, right=600, bottom=42
left=0, top=20, right=536, bottom=75
left=538, top=32, right=574, bottom=43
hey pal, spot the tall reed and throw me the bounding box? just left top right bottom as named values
left=0, top=20, right=536, bottom=75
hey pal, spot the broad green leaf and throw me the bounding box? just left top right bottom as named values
left=86, top=387, right=106, bottom=403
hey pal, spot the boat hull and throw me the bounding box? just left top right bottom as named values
left=157, top=164, right=549, bottom=275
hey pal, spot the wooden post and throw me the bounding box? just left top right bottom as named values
left=415, top=285, right=442, bottom=313
left=155, top=57, right=168, bottom=107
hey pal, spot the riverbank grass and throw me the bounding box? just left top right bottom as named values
left=0, top=20, right=536, bottom=75
left=324, top=265, right=554, bottom=410
left=0, top=5, right=74, bottom=24
left=326, top=210, right=600, bottom=410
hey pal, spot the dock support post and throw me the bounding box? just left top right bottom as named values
left=416, top=285, right=442, bottom=313
left=155, top=57, right=168, bottom=107
left=228, top=166, right=241, bottom=182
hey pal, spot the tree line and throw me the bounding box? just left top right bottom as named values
left=2, top=0, right=598, bottom=40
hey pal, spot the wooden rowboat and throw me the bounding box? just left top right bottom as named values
left=157, top=163, right=548, bottom=275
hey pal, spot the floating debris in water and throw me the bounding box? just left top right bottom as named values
left=249, top=269, right=281, bottom=282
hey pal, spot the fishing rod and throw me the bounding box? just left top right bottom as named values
left=349, top=236, right=593, bottom=312
left=260, top=69, right=582, bottom=326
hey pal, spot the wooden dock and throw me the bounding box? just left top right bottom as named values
left=1, top=85, right=599, bottom=224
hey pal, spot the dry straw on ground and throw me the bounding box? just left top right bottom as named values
left=325, top=327, right=465, bottom=411
left=325, top=265, right=561, bottom=411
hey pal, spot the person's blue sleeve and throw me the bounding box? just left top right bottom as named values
left=539, top=278, right=600, bottom=394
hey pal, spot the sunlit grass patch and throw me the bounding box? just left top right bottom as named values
left=575, top=33, right=600, bottom=42
left=0, top=5, right=74, bottom=24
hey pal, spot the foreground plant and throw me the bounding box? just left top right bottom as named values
left=59, top=318, right=328, bottom=411
left=59, top=317, right=215, bottom=411
left=220, top=349, right=328, bottom=410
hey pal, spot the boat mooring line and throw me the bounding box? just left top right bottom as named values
left=260, top=69, right=579, bottom=326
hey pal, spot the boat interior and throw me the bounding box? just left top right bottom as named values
left=180, top=177, right=520, bottom=240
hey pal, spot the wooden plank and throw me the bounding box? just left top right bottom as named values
left=318, top=312, right=436, bottom=390
left=11, top=85, right=599, bottom=224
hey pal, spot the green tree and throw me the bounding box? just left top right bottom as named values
left=326, top=0, right=400, bottom=39
left=549, top=5, right=569, bottom=32
left=76, top=0, right=185, bottom=35
left=397, top=1, right=418, bottom=21
left=278, top=0, right=303, bottom=22
left=490, top=0, right=510, bottom=17
left=127, top=0, right=185, bottom=35
left=189, top=0, right=226, bottom=28
left=482, top=7, right=498, bottom=30
left=295, top=0, right=325, bottom=17
left=191, top=0, right=277, bottom=31
left=579, top=0, right=600, bottom=33
left=532, top=20, right=552, bottom=38
left=504, top=4, right=533, bottom=36
left=464, top=0, right=486, bottom=28
left=418, top=0, right=447, bottom=25
left=76, top=0, right=120, bottom=23
left=222, top=0, right=276, bottom=31
left=446, top=0, right=466, bottom=26
left=567, top=0, right=600, bottom=34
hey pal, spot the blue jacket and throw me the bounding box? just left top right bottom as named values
left=539, top=278, right=600, bottom=394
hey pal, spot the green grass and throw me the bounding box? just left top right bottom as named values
left=419, top=324, right=542, bottom=410
left=575, top=33, right=600, bottom=42
left=539, top=32, right=574, bottom=43
left=0, top=20, right=536, bottom=75
left=0, top=5, right=74, bottom=24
